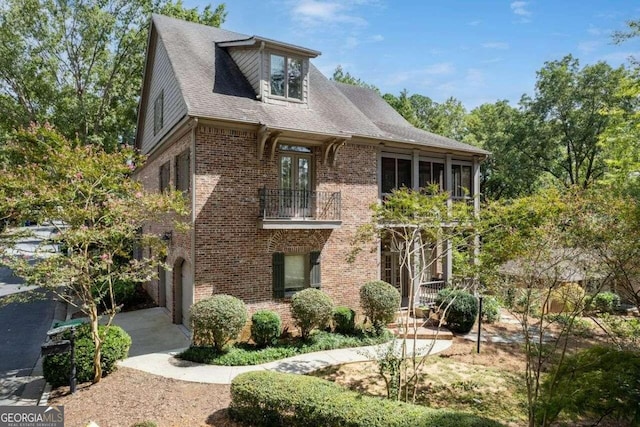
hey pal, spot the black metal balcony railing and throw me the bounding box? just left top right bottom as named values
left=259, top=188, right=341, bottom=220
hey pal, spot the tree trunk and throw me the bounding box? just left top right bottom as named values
left=88, top=304, right=103, bottom=384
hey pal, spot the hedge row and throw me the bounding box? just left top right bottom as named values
left=229, top=371, right=503, bottom=427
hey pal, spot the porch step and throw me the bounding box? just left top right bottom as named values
left=388, top=325, right=453, bottom=340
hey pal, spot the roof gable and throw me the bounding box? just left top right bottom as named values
left=139, top=14, right=489, bottom=157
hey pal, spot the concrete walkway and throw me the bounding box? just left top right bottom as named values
left=115, top=308, right=452, bottom=384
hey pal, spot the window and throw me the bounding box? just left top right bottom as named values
left=279, top=146, right=312, bottom=218
left=175, top=149, right=190, bottom=193
left=452, top=164, right=472, bottom=198
left=381, top=156, right=412, bottom=194
left=159, top=161, right=170, bottom=193
left=153, top=90, right=164, bottom=135
left=272, top=251, right=321, bottom=298
left=418, top=160, right=445, bottom=191
left=270, top=54, right=303, bottom=100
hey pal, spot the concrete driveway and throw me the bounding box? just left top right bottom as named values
left=111, top=307, right=190, bottom=357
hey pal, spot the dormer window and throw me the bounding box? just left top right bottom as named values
left=270, top=54, right=302, bottom=100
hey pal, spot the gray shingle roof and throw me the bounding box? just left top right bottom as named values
left=151, top=14, right=488, bottom=156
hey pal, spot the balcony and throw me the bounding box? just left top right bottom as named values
left=258, top=187, right=342, bottom=229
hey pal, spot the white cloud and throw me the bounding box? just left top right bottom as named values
left=510, top=1, right=531, bottom=16
left=466, top=69, right=485, bottom=87
left=370, top=34, right=384, bottom=42
left=290, top=0, right=370, bottom=26
left=587, top=25, right=603, bottom=36
left=424, top=62, right=455, bottom=75
left=578, top=40, right=602, bottom=53
left=468, top=20, right=481, bottom=26
left=599, top=51, right=640, bottom=64
left=482, top=42, right=510, bottom=50
left=388, top=62, right=455, bottom=85
left=344, top=36, right=359, bottom=49
left=481, top=57, right=504, bottom=64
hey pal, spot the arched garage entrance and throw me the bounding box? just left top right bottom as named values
left=173, top=258, right=193, bottom=328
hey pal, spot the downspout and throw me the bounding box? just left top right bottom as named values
left=190, top=117, right=198, bottom=307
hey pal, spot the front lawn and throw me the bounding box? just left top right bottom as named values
left=178, top=329, right=393, bottom=366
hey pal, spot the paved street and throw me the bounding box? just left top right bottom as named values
left=0, top=225, right=62, bottom=405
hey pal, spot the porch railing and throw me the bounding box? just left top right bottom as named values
left=417, top=280, right=447, bottom=306
left=259, top=187, right=341, bottom=220
left=417, top=277, right=477, bottom=307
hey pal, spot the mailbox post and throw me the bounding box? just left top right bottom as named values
left=42, top=324, right=78, bottom=393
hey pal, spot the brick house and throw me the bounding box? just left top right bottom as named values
left=134, top=15, right=489, bottom=327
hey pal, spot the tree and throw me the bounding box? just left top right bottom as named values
left=465, top=100, right=540, bottom=199
left=0, top=0, right=226, bottom=150
left=383, top=90, right=422, bottom=128
left=0, top=125, right=189, bottom=383
left=331, top=65, right=380, bottom=93
left=480, top=188, right=614, bottom=427
left=519, top=55, right=629, bottom=189
left=351, top=187, right=477, bottom=402
left=598, top=20, right=640, bottom=191
left=417, top=96, right=467, bottom=140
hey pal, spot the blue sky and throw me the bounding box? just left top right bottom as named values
left=186, top=0, right=640, bottom=110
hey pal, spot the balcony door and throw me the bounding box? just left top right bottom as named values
left=280, top=146, right=312, bottom=218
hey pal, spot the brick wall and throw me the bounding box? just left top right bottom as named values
left=135, top=131, right=193, bottom=324
left=193, top=125, right=379, bottom=325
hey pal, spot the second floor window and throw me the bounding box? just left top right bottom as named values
left=419, top=161, right=445, bottom=191
left=381, top=156, right=412, bottom=195
left=153, top=90, right=164, bottom=135
left=279, top=145, right=311, bottom=218
left=175, top=149, right=190, bottom=193
left=452, top=164, right=472, bottom=198
left=270, top=54, right=303, bottom=100
left=159, top=161, right=170, bottom=192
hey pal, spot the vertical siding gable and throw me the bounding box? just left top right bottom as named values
left=140, top=35, right=189, bottom=154
left=228, top=48, right=260, bottom=96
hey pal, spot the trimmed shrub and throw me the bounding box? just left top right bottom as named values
left=190, top=294, right=248, bottom=351
left=548, top=283, right=585, bottom=313
left=43, top=323, right=131, bottom=387
left=481, top=296, right=500, bottom=323
left=251, top=310, right=282, bottom=348
left=360, top=280, right=400, bottom=334
left=229, top=371, right=504, bottom=427
left=333, top=306, right=356, bottom=335
left=437, top=289, right=478, bottom=334
left=589, top=292, right=620, bottom=314
left=290, top=288, right=333, bottom=340
left=179, top=330, right=391, bottom=366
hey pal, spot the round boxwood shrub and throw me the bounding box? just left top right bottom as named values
left=43, top=323, right=131, bottom=387
left=481, top=296, right=501, bottom=323
left=190, top=294, right=248, bottom=351
left=251, top=310, right=282, bottom=348
left=290, top=288, right=333, bottom=340
left=360, top=281, right=400, bottom=334
left=333, top=306, right=356, bottom=335
left=436, top=289, right=478, bottom=334
left=589, top=291, right=620, bottom=314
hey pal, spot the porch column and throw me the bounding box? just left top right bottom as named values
left=472, top=156, right=481, bottom=295
left=444, top=154, right=453, bottom=283
left=472, top=156, right=481, bottom=217
left=412, top=149, right=420, bottom=190
left=412, top=239, right=421, bottom=308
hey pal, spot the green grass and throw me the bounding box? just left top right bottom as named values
left=179, top=330, right=393, bottom=366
